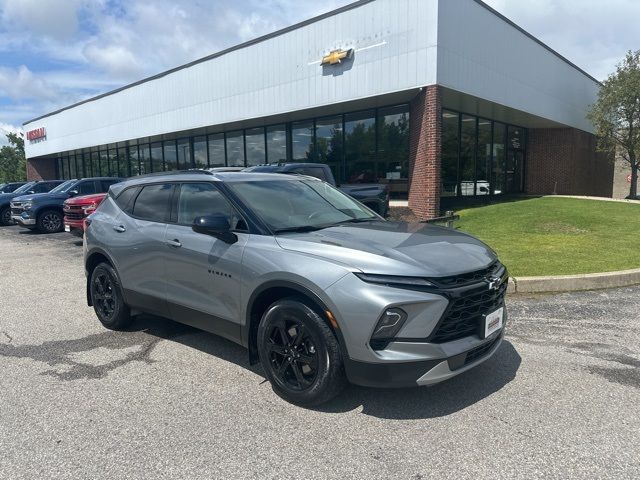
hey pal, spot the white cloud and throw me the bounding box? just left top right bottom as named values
left=0, top=65, right=58, bottom=101
left=0, top=122, right=23, bottom=146
left=1, top=0, right=80, bottom=41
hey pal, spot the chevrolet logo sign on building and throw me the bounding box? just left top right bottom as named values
left=321, top=48, right=353, bottom=66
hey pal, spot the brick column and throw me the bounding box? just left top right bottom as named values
left=408, top=85, right=441, bottom=220
left=27, top=157, right=57, bottom=181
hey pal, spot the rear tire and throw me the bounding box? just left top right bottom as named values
left=90, top=263, right=132, bottom=330
left=257, top=297, right=347, bottom=406
left=37, top=209, right=63, bottom=233
left=0, top=206, right=11, bottom=226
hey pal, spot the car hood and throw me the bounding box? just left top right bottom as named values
left=0, top=192, right=20, bottom=203
left=65, top=193, right=106, bottom=206
left=12, top=192, right=68, bottom=202
left=274, top=221, right=497, bottom=277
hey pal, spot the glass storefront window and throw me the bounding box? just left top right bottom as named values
left=108, top=149, right=118, bottom=177
left=129, top=146, right=140, bottom=176
left=151, top=142, right=163, bottom=172
left=193, top=136, right=207, bottom=169
left=266, top=125, right=286, bottom=164
left=90, top=151, right=99, bottom=177
left=164, top=141, right=177, bottom=171
left=177, top=139, right=191, bottom=170
left=291, top=120, right=314, bottom=162
left=208, top=133, right=225, bottom=167
left=315, top=116, right=343, bottom=183
left=117, top=147, right=129, bottom=177
left=459, top=115, right=477, bottom=196
left=378, top=105, right=410, bottom=198
left=226, top=131, right=244, bottom=166
left=476, top=119, right=492, bottom=196
left=99, top=150, right=109, bottom=176
left=245, top=127, right=265, bottom=166
left=139, top=144, right=151, bottom=175
left=442, top=111, right=459, bottom=197
left=345, top=110, right=375, bottom=184
left=62, top=156, right=70, bottom=179
left=492, top=123, right=506, bottom=195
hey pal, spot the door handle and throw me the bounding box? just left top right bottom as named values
left=166, top=239, right=182, bottom=248
left=113, top=225, right=126, bottom=233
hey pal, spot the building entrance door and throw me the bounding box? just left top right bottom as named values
left=506, top=150, right=524, bottom=193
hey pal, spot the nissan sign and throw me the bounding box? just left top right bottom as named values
left=26, top=127, right=46, bottom=141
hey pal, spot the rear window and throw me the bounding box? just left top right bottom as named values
left=131, top=184, right=173, bottom=223
left=115, top=187, right=141, bottom=214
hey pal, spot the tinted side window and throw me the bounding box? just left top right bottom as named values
left=132, top=184, right=173, bottom=222
left=78, top=181, right=98, bottom=195
left=101, top=179, right=120, bottom=191
left=177, top=183, right=247, bottom=230
left=115, top=187, right=141, bottom=214
left=32, top=183, right=50, bottom=193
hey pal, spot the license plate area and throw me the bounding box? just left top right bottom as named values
left=482, top=307, right=504, bottom=339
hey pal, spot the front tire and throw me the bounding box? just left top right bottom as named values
left=90, top=263, right=132, bottom=330
left=0, top=206, right=11, bottom=226
left=37, top=209, right=63, bottom=233
left=257, top=298, right=346, bottom=406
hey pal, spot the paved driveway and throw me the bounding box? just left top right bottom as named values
left=0, top=225, right=638, bottom=479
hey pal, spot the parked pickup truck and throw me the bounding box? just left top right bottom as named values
left=244, top=163, right=389, bottom=216
left=0, top=180, right=66, bottom=226
left=63, top=193, right=107, bottom=236
left=11, top=177, right=122, bottom=233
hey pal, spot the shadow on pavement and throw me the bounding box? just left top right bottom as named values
left=129, top=315, right=521, bottom=420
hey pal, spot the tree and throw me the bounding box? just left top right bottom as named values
left=588, top=50, right=640, bottom=198
left=0, top=131, right=27, bottom=182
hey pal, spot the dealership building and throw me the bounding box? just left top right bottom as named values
left=23, top=0, right=613, bottom=219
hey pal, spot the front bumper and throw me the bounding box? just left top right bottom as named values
left=344, top=329, right=505, bottom=388
left=11, top=214, right=35, bottom=226
left=64, top=217, right=84, bottom=231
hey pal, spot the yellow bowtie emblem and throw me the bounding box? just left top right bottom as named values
left=321, top=48, right=353, bottom=66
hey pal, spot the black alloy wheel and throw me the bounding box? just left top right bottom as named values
left=265, top=316, right=320, bottom=391
left=90, top=263, right=132, bottom=330
left=257, top=298, right=346, bottom=406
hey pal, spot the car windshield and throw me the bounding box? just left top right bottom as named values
left=11, top=182, right=36, bottom=194
left=49, top=180, right=78, bottom=194
left=229, top=179, right=379, bottom=233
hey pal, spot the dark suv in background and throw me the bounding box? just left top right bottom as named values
left=11, top=177, right=122, bottom=233
left=0, top=182, right=28, bottom=194
left=0, top=180, right=65, bottom=226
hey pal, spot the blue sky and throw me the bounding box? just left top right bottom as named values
left=1, top=0, right=639, bottom=145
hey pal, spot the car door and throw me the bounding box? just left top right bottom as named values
left=111, top=183, right=174, bottom=316
left=163, top=182, right=248, bottom=343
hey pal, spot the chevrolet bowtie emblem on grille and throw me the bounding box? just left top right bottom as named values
left=487, top=276, right=502, bottom=291
left=321, top=48, right=353, bottom=66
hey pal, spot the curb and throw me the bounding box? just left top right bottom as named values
left=507, top=268, right=640, bottom=294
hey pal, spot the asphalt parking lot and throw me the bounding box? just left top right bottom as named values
left=1, top=224, right=639, bottom=479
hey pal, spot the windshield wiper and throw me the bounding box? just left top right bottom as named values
left=273, top=225, right=327, bottom=234
left=334, top=218, right=376, bottom=225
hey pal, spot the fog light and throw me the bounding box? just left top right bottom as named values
left=370, top=307, right=407, bottom=350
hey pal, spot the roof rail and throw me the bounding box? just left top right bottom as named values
left=131, top=169, right=214, bottom=179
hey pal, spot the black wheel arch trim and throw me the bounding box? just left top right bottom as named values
left=85, top=247, right=120, bottom=307
left=244, top=279, right=349, bottom=365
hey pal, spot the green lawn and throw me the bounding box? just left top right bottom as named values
left=455, top=197, right=640, bottom=277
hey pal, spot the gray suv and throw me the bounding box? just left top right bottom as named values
left=84, top=171, right=507, bottom=405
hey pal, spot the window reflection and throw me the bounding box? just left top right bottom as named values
left=177, top=139, right=191, bottom=170
left=378, top=105, right=410, bottom=197
left=477, top=120, right=492, bottom=196
left=139, top=144, right=151, bottom=175
left=193, top=136, right=207, bottom=169
left=315, top=116, right=343, bottom=183
left=492, top=123, right=506, bottom=195
left=151, top=142, right=163, bottom=173
left=345, top=110, right=375, bottom=184
left=292, top=121, right=314, bottom=162
left=226, top=131, right=244, bottom=166
left=266, top=125, right=286, bottom=164
left=245, top=127, right=265, bottom=166
left=164, top=141, right=177, bottom=171
left=208, top=133, right=225, bottom=167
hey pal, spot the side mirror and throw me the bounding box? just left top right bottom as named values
left=192, top=214, right=238, bottom=244
left=27, top=190, right=35, bottom=194
left=68, top=189, right=79, bottom=197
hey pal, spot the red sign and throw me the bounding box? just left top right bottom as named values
left=26, top=127, right=46, bottom=141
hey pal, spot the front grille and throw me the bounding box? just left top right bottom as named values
left=430, top=280, right=507, bottom=343
left=464, top=334, right=501, bottom=366
left=433, top=262, right=503, bottom=288
left=64, top=205, right=86, bottom=221
left=11, top=207, right=23, bottom=215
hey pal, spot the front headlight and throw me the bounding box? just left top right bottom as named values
left=355, top=273, right=435, bottom=288
left=82, top=203, right=97, bottom=213
left=21, top=202, right=33, bottom=210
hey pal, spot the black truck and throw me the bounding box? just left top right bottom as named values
left=244, top=163, right=389, bottom=216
